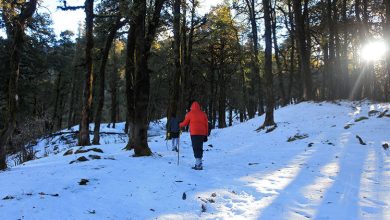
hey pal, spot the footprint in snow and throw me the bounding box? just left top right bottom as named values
left=361, top=205, right=381, bottom=214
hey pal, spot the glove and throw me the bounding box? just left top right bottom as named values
left=166, top=132, right=171, bottom=140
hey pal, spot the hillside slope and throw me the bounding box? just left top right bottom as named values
left=0, top=101, right=389, bottom=220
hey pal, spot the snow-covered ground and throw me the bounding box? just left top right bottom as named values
left=1, top=101, right=390, bottom=219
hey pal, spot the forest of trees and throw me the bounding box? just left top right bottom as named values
left=0, top=0, right=389, bottom=169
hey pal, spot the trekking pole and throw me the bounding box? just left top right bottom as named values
left=177, top=135, right=180, bottom=165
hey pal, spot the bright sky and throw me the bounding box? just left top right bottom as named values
left=39, top=0, right=224, bottom=38
left=40, top=0, right=85, bottom=37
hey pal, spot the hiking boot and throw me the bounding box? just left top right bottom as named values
left=192, top=163, right=203, bottom=170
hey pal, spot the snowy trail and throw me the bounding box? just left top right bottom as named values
left=0, top=101, right=389, bottom=220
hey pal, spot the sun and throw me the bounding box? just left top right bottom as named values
left=360, top=40, right=388, bottom=62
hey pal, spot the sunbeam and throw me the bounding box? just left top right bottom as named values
left=360, top=40, right=388, bottom=62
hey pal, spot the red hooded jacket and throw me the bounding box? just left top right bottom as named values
left=179, top=102, right=209, bottom=136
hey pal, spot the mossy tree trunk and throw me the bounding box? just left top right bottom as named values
left=126, top=0, right=166, bottom=156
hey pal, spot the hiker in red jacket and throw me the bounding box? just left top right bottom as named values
left=180, top=101, right=209, bottom=170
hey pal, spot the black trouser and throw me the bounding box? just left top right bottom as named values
left=170, top=132, right=180, bottom=138
left=191, top=135, right=205, bottom=159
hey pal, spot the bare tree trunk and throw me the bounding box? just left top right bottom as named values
left=78, top=0, right=94, bottom=146
left=240, top=67, right=248, bottom=121
left=352, top=0, right=363, bottom=99
left=52, top=71, right=63, bottom=130
left=72, top=90, right=81, bottom=127
left=0, top=0, right=38, bottom=170
left=110, top=85, right=117, bottom=128
left=340, top=0, right=349, bottom=99
left=180, top=0, right=188, bottom=118
left=208, top=55, right=216, bottom=128
left=231, top=21, right=248, bottom=121
left=323, top=41, right=329, bottom=99
left=292, top=0, right=313, bottom=100
left=228, top=104, right=233, bottom=126
left=186, top=0, right=196, bottom=112
left=327, top=0, right=335, bottom=99
left=67, top=73, right=76, bottom=130
left=362, top=0, right=374, bottom=100
left=287, top=0, right=296, bottom=103
left=129, top=0, right=166, bottom=156
left=385, top=0, right=390, bottom=101
left=208, top=51, right=218, bottom=128
left=168, top=0, right=181, bottom=121
left=218, top=52, right=227, bottom=129
left=271, top=1, right=286, bottom=106
left=333, top=0, right=343, bottom=99
left=67, top=38, right=81, bottom=130
left=245, top=0, right=264, bottom=117
left=90, top=66, right=98, bottom=123
left=262, top=0, right=276, bottom=127
left=218, top=84, right=227, bottom=128
left=58, top=93, right=65, bottom=129
left=131, top=0, right=151, bottom=156
left=110, top=42, right=119, bottom=128
left=125, top=24, right=136, bottom=150
left=212, top=100, right=217, bottom=129
left=92, top=16, right=122, bottom=145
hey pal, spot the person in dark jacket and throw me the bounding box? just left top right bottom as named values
left=179, top=101, right=209, bottom=170
left=167, top=113, right=180, bottom=152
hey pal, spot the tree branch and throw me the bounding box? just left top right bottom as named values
left=57, top=0, right=84, bottom=11
left=19, top=0, right=38, bottom=21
